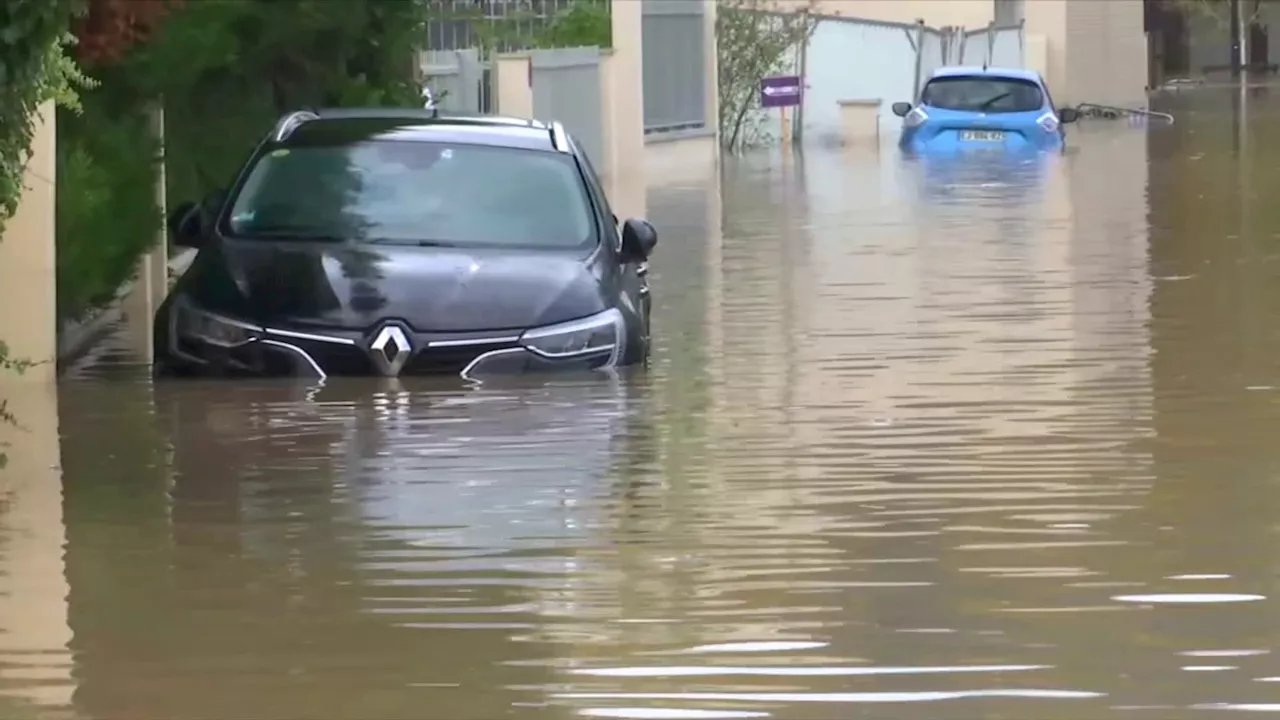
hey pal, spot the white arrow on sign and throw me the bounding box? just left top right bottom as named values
left=763, top=85, right=801, bottom=95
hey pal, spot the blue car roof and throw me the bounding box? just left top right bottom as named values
left=929, top=66, right=1043, bottom=83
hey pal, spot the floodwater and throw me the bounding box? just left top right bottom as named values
left=5, top=86, right=1280, bottom=719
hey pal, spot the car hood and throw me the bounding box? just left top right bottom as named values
left=188, top=239, right=607, bottom=332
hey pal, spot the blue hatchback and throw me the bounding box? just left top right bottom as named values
left=892, top=66, right=1079, bottom=154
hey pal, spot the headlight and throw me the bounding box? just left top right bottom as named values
left=904, top=107, right=928, bottom=128
left=520, top=308, right=623, bottom=359
left=1037, top=112, right=1060, bottom=133
left=173, top=299, right=261, bottom=348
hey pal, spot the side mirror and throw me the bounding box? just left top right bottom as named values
left=1058, top=107, right=1080, bottom=124
left=167, top=200, right=202, bottom=247
left=619, top=219, right=657, bottom=262
left=891, top=102, right=913, bottom=117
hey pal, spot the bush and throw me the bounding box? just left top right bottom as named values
left=55, top=92, right=161, bottom=322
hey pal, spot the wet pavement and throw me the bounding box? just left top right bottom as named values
left=6, top=86, right=1280, bottom=718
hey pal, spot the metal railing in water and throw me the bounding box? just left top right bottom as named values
left=1074, top=103, right=1176, bottom=125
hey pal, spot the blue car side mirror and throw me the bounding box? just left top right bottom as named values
left=891, top=102, right=913, bottom=117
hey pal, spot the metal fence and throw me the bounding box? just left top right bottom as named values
left=793, top=14, right=1028, bottom=145
left=797, top=16, right=923, bottom=145
left=418, top=49, right=489, bottom=113
left=641, top=0, right=708, bottom=135
left=423, top=0, right=584, bottom=52
left=531, top=47, right=606, bottom=169
left=955, top=22, right=1026, bottom=67
left=416, top=46, right=606, bottom=170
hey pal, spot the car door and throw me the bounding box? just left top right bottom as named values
left=575, top=146, right=650, bottom=350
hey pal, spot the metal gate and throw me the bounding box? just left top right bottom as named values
left=530, top=47, right=605, bottom=171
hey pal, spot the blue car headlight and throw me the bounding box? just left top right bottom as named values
left=173, top=298, right=261, bottom=348
left=520, top=308, right=623, bottom=360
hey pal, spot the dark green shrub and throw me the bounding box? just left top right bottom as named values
left=55, top=93, right=161, bottom=322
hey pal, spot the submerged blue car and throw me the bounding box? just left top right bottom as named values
left=892, top=66, right=1079, bottom=153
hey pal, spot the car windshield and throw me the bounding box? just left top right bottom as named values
left=224, top=140, right=595, bottom=249
left=920, top=76, right=1044, bottom=113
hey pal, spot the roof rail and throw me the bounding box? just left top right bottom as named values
left=272, top=110, right=320, bottom=142
left=549, top=121, right=569, bottom=152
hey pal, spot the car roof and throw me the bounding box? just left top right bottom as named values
left=928, top=65, right=1043, bottom=83
left=271, top=108, right=563, bottom=152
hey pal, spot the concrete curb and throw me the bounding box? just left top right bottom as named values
left=56, top=247, right=197, bottom=370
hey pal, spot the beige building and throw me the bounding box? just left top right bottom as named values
left=782, top=0, right=1149, bottom=105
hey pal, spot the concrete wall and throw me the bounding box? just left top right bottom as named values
left=773, top=0, right=994, bottom=28
left=0, top=103, right=57, bottom=382
left=1024, top=0, right=1148, bottom=105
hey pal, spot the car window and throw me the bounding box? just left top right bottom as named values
left=224, top=140, right=595, bottom=249
left=920, top=76, right=1044, bottom=113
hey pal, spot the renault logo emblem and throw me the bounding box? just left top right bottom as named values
left=369, top=324, right=412, bottom=377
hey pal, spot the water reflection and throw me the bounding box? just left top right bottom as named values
left=27, top=88, right=1280, bottom=719
left=0, top=381, right=74, bottom=712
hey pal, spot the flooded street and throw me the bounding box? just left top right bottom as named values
left=8, top=87, right=1280, bottom=718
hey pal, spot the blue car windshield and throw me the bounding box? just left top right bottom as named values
left=920, top=76, right=1044, bottom=114
left=224, top=140, right=596, bottom=249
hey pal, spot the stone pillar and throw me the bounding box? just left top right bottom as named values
left=121, top=101, right=169, bottom=362
left=603, top=0, right=647, bottom=220
left=1022, top=0, right=1070, bottom=98
left=0, top=102, right=57, bottom=382
left=494, top=53, right=534, bottom=118
left=0, top=380, right=75, bottom=708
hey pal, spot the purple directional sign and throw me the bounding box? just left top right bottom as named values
left=760, top=75, right=802, bottom=108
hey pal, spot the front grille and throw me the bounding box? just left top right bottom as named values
left=402, top=342, right=517, bottom=375
left=281, top=339, right=374, bottom=376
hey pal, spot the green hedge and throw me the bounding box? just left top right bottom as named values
left=53, top=0, right=439, bottom=324
left=55, top=88, right=161, bottom=323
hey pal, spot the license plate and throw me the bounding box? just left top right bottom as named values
left=960, top=130, right=1005, bottom=142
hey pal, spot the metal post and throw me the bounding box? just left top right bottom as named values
left=796, top=11, right=809, bottom=144
left=1018, top=18, right=1026, bottom=67
left=912, top=19, right=926, bottom=100
left=1230, top=0, right=1242, bottom=76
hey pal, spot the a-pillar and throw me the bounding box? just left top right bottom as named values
left=0, top=102, right=57, bottom=381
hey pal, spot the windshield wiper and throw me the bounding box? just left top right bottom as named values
left=364, top=238, right=459, bottom=248
left=239, top=224, right=347, bottom=242
left=976, top=92, right=1012, bottom=112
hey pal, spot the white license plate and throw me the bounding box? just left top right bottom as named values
left=960, top=130, right=1005, bottom=142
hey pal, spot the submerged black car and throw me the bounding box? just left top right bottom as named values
left=154, top=108, right=658, bottom=381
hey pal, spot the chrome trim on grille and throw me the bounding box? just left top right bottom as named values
left=459, top=347, right=528, bottom=382
left=428, top=336, right=521, bottom=347
left=264, top=327, right=357, bottom=345
left=259, top=339, right=326, bottom=379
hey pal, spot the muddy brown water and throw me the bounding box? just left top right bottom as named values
left=5, top=87, right=1280, bottom=719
